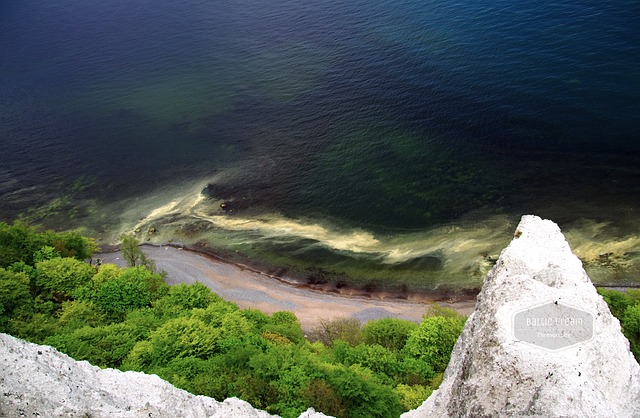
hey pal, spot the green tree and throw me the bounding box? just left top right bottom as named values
left=0, top=221, right=49, bottom=266
left=596, top=288, right=640, bottom=361
left=262, top=311, right=305, bottom=344
left=363, top=317, right=417, bottom=352
left=57, top=300, right=107, bottom=331
left=249, top=344, right=308, bottom=382
left=91, top=264, right=123, bottom=287
left=144, top=316, right=221, bottom=365
left=394, top=383, right=432, bottom=410
left=328, top=364, right=403, bottom=418
left=89, top=266, right=167, bottom=317
left=628, top=289, right=640, bottom=303
left=123, top=307, right=165, bottom=335
left=423, top=304, right=465, bottom=319
left=44, top=321, right=146, bottom=368
left=151, top=282, right=219, bottom=320
left=333, top=341, right=400, bottom=381
left=396, top=357, right=436, bottom=386
left=598, top=288, right=635, bottom=318
left=52, top=230, right=96, bottom=260
left=247, top=343, right=323, bottom=416
left=301, top=379, right=347, bottom=417
left=153, top=356, right=232, bottom=400
left=119, top=266, right=167, bottom=298
left=270, top=311, right=300, bottom=325
left=94, top=275, right=152, bottom=316
left=403, top=315, right=465, bottom=372
left=9, top=312, right=60, bottom=343
left=270, top=364, right=313, bottom=417
left=0, top=222, right=95, bottom=267
left=191, top=303, right=252, bottom=340
left=242, top=308, right=271, bottom=332
left=159, top=282, right=218, bottom=310
left=311, top=317, right=363, bottom=347
left=6, top=261, right=37, bottom=282
left=35, top=257, right=95, bottom=299
left=0, top=268, right=34, bottom=331
left=622, top=304, right=640, bottom=359
left=120, top=234, right=155, bottom=271
left=123, top=340, right=156, bottom=370
left=33, top=246, right=60, bottom=263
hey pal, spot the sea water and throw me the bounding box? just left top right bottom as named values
left=1, top=0, right=639, bottom=291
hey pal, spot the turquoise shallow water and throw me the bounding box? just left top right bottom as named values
left=1, top=0, right=639, bottom=290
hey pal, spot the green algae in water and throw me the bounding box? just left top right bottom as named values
left=292, top=128, right=504, bottom=228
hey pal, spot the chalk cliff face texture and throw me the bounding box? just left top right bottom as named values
left=403, top=215, right=640, bottom=417
left=0, top=333, right=328, bottom=418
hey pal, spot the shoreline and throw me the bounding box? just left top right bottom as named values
left=99, top=242, right=481, bottom=303
left=95, top=243, right=479, bottom=329
left=173, top=243, right=482, bottom=303
left=98, top=242, right=639, bottom=299
left=95, top=242, right=638, bottom=329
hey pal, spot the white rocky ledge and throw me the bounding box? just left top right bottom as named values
left=0, top=333, right=328, bottom=418
left=403, top=215, right=640, bottom=417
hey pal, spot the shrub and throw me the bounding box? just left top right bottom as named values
left=598, top=288, right=635, bottom=318
left=35, top=257, right=95, bottom=298
left=403, top=315, right=465, bottom=372
left=622, top=304, right=640, bottom=358
left=310, top=317, right=363, bottom=347
left=0, top=268, right=33, bottom=321
left=363, top=317, right=417, bottom=351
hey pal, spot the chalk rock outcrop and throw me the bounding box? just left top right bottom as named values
left=403, top=215, right=640, bottom=417
left=0, top=333, right=329, bottom=418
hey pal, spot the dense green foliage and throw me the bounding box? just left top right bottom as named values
left=0, top=221, right=96, bottom=267
left=0, top=224, right=468, bottom=417
left=0, top=268, right=32, bottom=325
left=363, top=318, right=418, bottom=352
left=598, top=287, right=640, bottom=359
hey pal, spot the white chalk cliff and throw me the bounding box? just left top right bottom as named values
left=0, top=332, right=328, bottom=418
left=403, top=215, right=640, bottom=417
left=1, top=215, right=639, bottom=417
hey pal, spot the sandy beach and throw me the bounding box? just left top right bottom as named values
left=96, top=244, right=477, bottom=330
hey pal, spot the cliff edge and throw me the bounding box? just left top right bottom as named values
left=0, top=334, right=327, bottom=418
left=403, top=215, right=640, bottom=417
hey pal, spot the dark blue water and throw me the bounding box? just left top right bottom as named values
left=2, top=0, right=639, bottom=290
